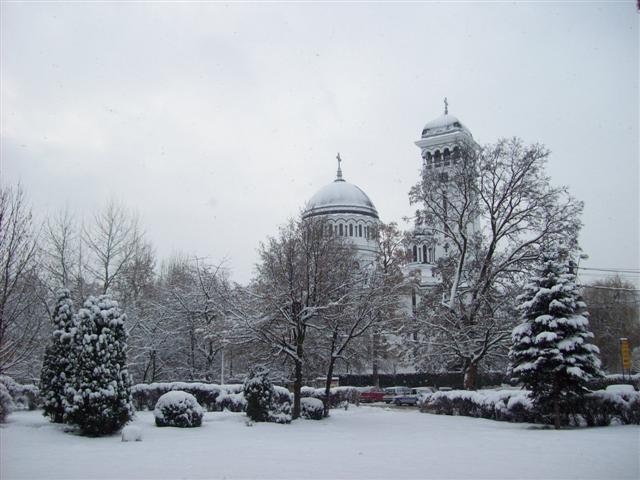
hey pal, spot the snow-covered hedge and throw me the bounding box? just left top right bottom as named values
left=300, top=386, right=360, bottom=408
left=0, top=375, right=39, bottom=411
left=154, top=391, right=204, bottom=428
left=301, top=397, right=324, bottom=420
left=131, top=382, right=239, bottom=412
left=0, top=383, right=15, bottom=423
left=422, top=388, right=640, bottom=426
left=587, top=374, right=640, bottom=392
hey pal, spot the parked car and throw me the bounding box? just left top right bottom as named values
left=383, top=386, right=411, bottom=404
left=359, top=387, right=385, bottom=403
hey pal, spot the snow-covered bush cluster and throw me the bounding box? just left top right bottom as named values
left=0, top=383, right=15, bottom=423
left=37, top=291, right=133, bottom=435
left=154, top=391, right=204, bottom=428
left=0, top=375, right=39, bottom=411
left=300, top=386, right=360, bottom=409
left=244, top=369, right=292, bottom=424
left=131, top=382, right=243, bottom=412
left=587, top=374, right=640, bottom=392
left=300, top=397, right=324, bottom=420
left=422, top=388, right=640, bottom=426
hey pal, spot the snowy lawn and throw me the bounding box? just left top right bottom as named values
left=1, top=407, right=638, bottom=480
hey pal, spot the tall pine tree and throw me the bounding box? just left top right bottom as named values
left=509, top=250, right=602, bottom=428
left=64, top=295, right=133, bottom=435
left=40, top=290, right=76, bottom=423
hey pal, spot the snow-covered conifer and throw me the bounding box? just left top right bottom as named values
left=243, top=367, right=274, bottom=423
left=64, top=295, right=133, bottom=435
left=40, top=289, right=76, bottom=423
left=509, top=250, right=602, bottom=428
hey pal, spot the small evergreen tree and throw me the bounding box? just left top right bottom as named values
left=243, top=367, right=273, bottom=423
left=509, top=249, right=602, bottom=429
left=40, top=290, right=76, bottom=423
left=64, top=295, right=133, bottom=435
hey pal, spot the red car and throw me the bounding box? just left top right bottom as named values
left=359, top=387, right=385, bottom=403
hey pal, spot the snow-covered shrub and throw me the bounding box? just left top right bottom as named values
left=217, top=391, right=247, bottom=412
left=131, top=382, right=228, bottom=411
left=40, top=289, right=76, bottom=422
left=0, top=383, right=15, bottom=423
left=301, top=397, right=324, bottom=420
left=64, top=296, right=133, bottom=436
left=587, top=374, right=640, bottom=392
left=0, top=375, right=39, bottom=411
left=268, top=386, right=292, bottom=424
left=581, top=390, right=640, bottom=426
left=300, top=386, right=360, bottom=409
left=121, top=425, right=143, bottom=441
left=423, top=388, right=639, bottom=426
left=154, top=391, right=204, bottom=428
left=244, top=369, right=273, bottom=423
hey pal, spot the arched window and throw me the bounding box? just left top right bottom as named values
left=358, top=225, right=363, bottom=237
left=349, top=224, right=353, bottom=236
left=443, top=148, right=450, bottom=166
left=412, top=245, right=418, bottom=262
left=339, top=223, right=343, bottom=236
left=434, top=150, right=441, bottom=168
left=422, top=245, right=428, bottom=264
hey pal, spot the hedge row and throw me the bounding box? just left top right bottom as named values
left=422, top=388, right=640, bottom=426
left=0, top=375, right=39, bottom=411
left=300, top=386, right=360, bottom=407
left=338, top=372, right=508, bottom=389
left=131, top=382, right=293, bottom=414
left=586, top=374, right=640, bottom=392
left=131, top=382, right=243, bottom=412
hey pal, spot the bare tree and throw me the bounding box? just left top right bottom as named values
left=0, top=185, right=45, bottom=376
left=83, top=201, right=141, bottom=295
left=246, top=217, right=356, bottom=418
left=408, top=138, right=583, bottom=388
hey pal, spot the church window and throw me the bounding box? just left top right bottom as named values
left=444, top=148, right=451, bottom=166
left=349, top=224, right=353, bottom=236
left=412, top=245, right=418, bottom=263
left=358, top=225, right=363, bottom=237
left=422, top=245, right=428, bottom=264
left=339, top=224, right=343, bottom=236
left=434, top=150, right=441, bottom=168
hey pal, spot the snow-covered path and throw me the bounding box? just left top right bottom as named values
left=1, top=407, right=638, bottom=479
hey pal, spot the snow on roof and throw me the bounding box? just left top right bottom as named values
left=304, top=178, right=379, bottom=219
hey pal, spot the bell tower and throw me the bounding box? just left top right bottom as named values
left=407, top=99, right=479, bottom=288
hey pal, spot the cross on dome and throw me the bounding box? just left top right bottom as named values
left=336, top=152, right=344, bottom=181
left=444, top=97, right=449, bottom=115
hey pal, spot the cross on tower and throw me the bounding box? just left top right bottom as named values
left=336, top=152, right=343, bottom=180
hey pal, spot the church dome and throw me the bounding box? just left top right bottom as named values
left=420, top=100, right=472, bottom=139
left=303, top=164, right=379, bottom=220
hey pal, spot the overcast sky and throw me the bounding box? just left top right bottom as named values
left=1, top=2, right=638, bottom=286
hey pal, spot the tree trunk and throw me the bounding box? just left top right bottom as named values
left=553, top=398, right=560, bottom=430
left=372, top=331, right=380, bottom=388
left=323, top=358, right=336, bottom=418
left=463, top=362, right=478, bottom=390
left=292, top=358, right=302, bottom=419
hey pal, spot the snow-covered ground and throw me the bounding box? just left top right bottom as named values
left=1, top=407, right=638, bottom=479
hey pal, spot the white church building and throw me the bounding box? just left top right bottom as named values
left=301, top=102, right=478, bottom=373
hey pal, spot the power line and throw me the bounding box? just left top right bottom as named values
left=578, top=267, right=640, bottom=274
left=579, top=284, right=640, bottom=293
